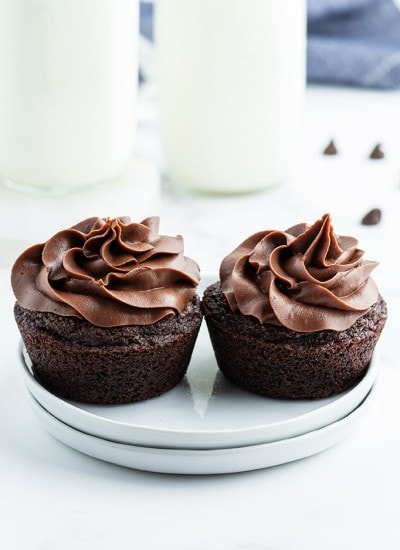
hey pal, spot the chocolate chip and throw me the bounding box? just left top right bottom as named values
left=323, top=140, right=338, bottom=156
left=369, top=144, right=384, bottom=159
left=361, top=208, right=382, bottom=225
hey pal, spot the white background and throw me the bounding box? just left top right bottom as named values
left=3, top=0, right=400, bottom=537
left=1, top=82, right=400, bottom=549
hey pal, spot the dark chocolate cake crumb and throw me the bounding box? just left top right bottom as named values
left=361, top=208, right=382, bottom=226
left=323, top=140, right=338, bottom=156
left=369, top=144, right=384, bottom=159
left=16, top=296, right=203, bottom=404
left=203, top=282, right=387, bottom=400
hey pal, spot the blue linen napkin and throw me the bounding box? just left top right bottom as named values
left=308, top=0, right=400, bottom=89
left=140, top=1, right=153, bottom=42
left=139, top=0, right=400, bottom=89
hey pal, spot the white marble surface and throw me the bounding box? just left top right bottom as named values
left=1, top=84, right=400, bottom=549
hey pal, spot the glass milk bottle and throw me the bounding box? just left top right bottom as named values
left=0, top=0, right=138, bottom=192
left=155, top=0, right=306, bottom=194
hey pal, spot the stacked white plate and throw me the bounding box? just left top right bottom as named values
left=20, top=322, right=378, bottom=475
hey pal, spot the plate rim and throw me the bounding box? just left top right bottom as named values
left=19, top=342, right=378, bottom=449
left=24, top=386, right=376, bottom=474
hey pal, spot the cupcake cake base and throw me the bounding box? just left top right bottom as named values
left=203, top=283, right=387, bottom=400
left=15, top=297, right=202, bottom=404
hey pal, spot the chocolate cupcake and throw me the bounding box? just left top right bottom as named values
left=203, top=214, right=387, bottom=399
left=12, top=216, right=202, bottom=404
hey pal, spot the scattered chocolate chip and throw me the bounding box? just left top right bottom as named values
left=361, top=208, right=382, bottom=225
left=369, top=144, right=384, bottom=159
left=323, top=140, right=338, bottom=156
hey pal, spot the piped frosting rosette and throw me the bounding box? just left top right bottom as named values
left=220, top=214, right=379, bottom=332
left=11, top=216, right=200, bottom=327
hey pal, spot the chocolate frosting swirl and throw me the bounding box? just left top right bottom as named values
left=11, top=216, right=200, bottom=327
left=220, top=214, right=379, bottom=332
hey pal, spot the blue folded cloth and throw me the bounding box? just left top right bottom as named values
left=140, top=0, right=400, bottom=89
left=140, top=1, right=153, bottom=41
left=308, top=0, right=400, bottom=89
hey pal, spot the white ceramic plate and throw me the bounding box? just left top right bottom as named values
left=20, top=324, right=379, bottom=450
left=25, top=386, right=376, bottom=475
